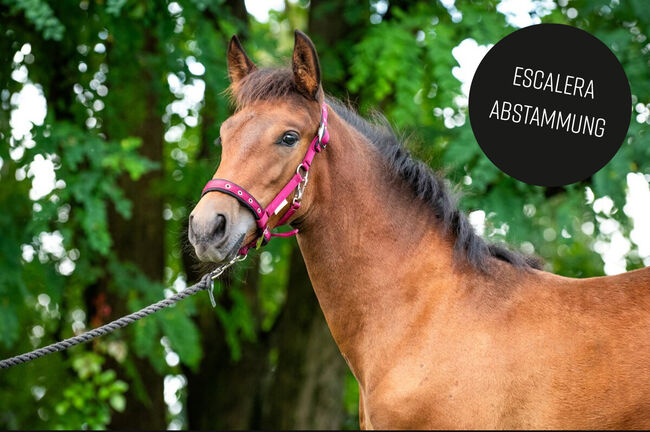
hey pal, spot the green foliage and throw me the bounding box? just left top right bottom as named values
left=53, top=352, right=128, bottom=429
left=1, top=0, right=65, bottom=40
left=110, top=259, right=203, bottom=371
left=215, top=281, right=257, bottom=361
left=159, top=307, right=202, bottom=368
left=342, top=370, right=360, bottom=429
left=105, top=0, right=127, bottom=17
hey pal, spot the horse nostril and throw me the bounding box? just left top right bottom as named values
left=212, top=214, right=227, bottom=241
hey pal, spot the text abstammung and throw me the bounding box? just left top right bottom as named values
left=488, top=100, right=606, bottom=137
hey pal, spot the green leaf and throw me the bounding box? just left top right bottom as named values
left=159, top=309, right=202, bottom=369
left=120, top=137, right=142, bottom=151
left=109, top=394, right=126, bottom=413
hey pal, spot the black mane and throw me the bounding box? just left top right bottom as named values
left=326, top=98, right=541, bottom=272
left=230, top=67, right=542, bottom=271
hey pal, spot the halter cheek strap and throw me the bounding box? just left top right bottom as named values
left=201, top=102, right=330, bottom=256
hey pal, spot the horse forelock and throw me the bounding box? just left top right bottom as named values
left=228, top=68, right=301, bottom=110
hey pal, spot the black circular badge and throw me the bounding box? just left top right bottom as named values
left=468, top=24, right=631, bottom=187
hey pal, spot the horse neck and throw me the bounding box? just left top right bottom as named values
left=296, top=109, right=465, bottom=380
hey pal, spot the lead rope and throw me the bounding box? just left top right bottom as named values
left=0, top=258, right=241, bottom=370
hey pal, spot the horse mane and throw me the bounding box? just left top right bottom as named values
left=229, top=67, right=542, bottom=272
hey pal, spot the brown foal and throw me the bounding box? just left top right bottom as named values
left=189, top=31, right=650, bottom=429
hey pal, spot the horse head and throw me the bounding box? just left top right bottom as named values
left=189, top=31, right=326, bottom=263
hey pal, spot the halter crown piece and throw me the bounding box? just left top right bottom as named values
left=201, top=102, right=330, bottom=257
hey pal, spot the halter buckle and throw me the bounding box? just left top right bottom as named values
left=294, top=166, right=309, bottom=205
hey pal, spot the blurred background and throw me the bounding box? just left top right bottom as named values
left=0, top=0, right=649, bottom=429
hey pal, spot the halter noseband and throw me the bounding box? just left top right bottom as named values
left=200, top=102, right=329, bottom=256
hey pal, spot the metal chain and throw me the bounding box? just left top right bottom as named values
left=0, top=258, right=240, bottom=370
left=207, top=253, right=247, bottom=306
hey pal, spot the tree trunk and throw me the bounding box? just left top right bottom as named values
left=105, top=29, right=167, bottom=430
left=307, top=0, right=370, bottom=98
left=261, top=242, right=347, bottom=429
left=184, top=256, right=272, bottom=429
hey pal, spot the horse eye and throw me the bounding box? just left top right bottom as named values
left=278, top=132, right=299, bottom=147
left=215, top=136, right=222, bottom=146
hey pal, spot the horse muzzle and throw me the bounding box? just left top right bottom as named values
left=188, top=193, right=256, bottom=263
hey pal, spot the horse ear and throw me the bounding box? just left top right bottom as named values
left=227, top=35, right=256, bottom=84
left=292, top=30, right=322, bottom=100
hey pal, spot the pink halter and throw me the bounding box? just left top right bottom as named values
left=201, top=102, right=329, bottom=256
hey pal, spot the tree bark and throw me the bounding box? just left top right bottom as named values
left=261, top=242, right=347, bottom=429
left=307, top=0, right=370, bottom=98
left=105, top=28, right=167, bottom=430
left=184, top=256, right=271, bottom=429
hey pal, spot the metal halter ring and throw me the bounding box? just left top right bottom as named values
left=296, top=163, right=308, bottom=179
left=294, top=170, right=309, bottom=204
